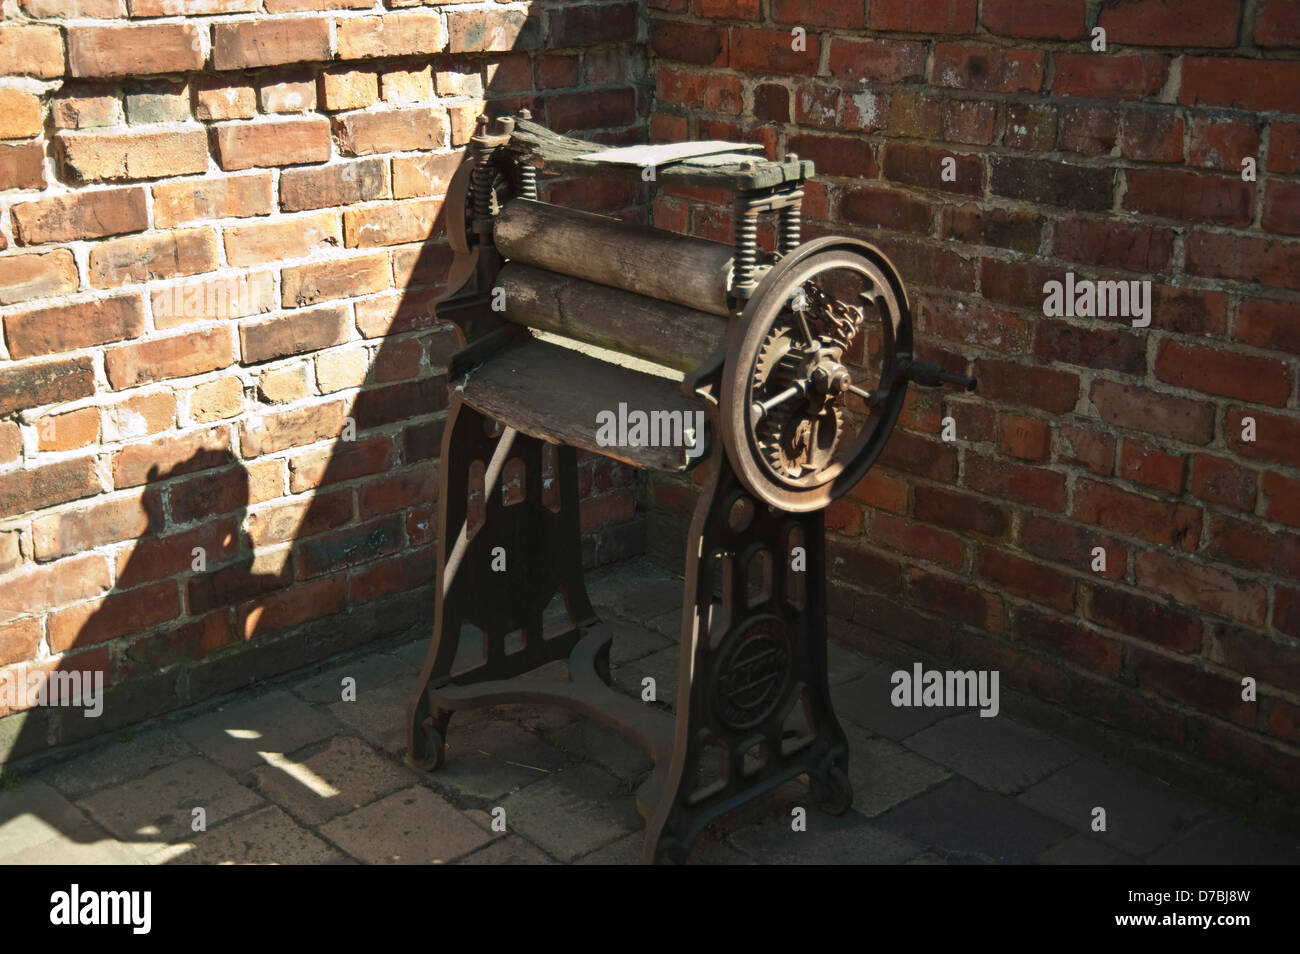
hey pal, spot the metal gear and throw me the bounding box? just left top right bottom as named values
left=751, top=281, right=851, bottom=480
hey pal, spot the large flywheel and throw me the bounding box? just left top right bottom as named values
left=721, top=237, right=921, bottom=512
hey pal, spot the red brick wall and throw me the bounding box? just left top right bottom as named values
left=646, top=0, right=1300, bottom=825
left=0, top=0, right=648, bottom=758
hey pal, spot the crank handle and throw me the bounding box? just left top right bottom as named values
left=906, top=361, right=977, bottom=392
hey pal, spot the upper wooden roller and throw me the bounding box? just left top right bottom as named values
left=494, top=198, right=736, bottom=317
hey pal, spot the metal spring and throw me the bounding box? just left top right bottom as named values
left=779, top=203, right=802, bottom=256
left=519, top=162, right=538, bottom=200
left=734, top=206, right=759, bottom=294
left=472, top=155, right=495, bottom=220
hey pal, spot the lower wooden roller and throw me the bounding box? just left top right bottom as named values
left=494, top=197, right=736, bottom=317
left=497, top=263, right=727, bottom=372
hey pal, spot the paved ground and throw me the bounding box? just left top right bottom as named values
left=2, top=558, right=1297, bottom=865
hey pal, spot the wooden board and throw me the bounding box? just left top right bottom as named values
left=505, top=118, right=812, bottom=192
left=453, top=335, right=710, bottom=472
left=498, top=263, right=727, bottom=372
left=495, top=198, right=735, bottom=316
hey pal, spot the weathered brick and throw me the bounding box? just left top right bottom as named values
left=213, top=118, right=333, bottom=171
left=1235, top=298, right=1300, bottom=354
left=281, top=253, right=389, bottom=307
left=0, top=250, right=79, bottom=306
left=240, top=305, right=350, bottom=363
left=212, top=18, right=331, bottom=71
left=4, top=294, right=145, bottom=359
left=0, top=457, right=101, bottom=519
left=1119, top=110, right=1185, bottom=163
left=982, top=0, right=1086, bottom=39
left=288, top=434, right=394, bottom=492
left=1053, top=53, right=1169, bottom=100
left=88, top=229, right=219, bottom=287
left=446, top=8, right=538, bottom=54
left=381, top=66, right=433, bottom=105
left=36, top=407, right=99, bottom=452
left=727, top=26, right=819, bottom=74
left=188, top=376, right=243, bottom=424
left=237, top=574, right=346, bottom=638
left=1090, top=378, right=1215, bottom=445
left=111, top=426, right=231, bottom=488
left=320, top=68, right=379, bottom=112
left=152, top=271, right=275, bottom=329
left=280, top=158, right=388, bottom=212
left=246, top=489, right=352, bottom=549
left=153, top=173, right=273, bottom=229
left=0, top=91, right=44, bottom=141
left=105, top=328, right=233, bottom=389
left=342, top=199, right=440, bottom=247
left=242, top=400, right=346, bottom=456
left=0, top=24, right=65, bottom=79
left=932, top=42, right=1045, bottom=92
left=1155, top=340, right=1289, bottom=406
left=68, top=24, right=203, bottom=77
left=334, top=109, right=443, bottom=156
left=1185, top=232, right=1300, bottom=291
left=12, top=188, right=148, bottom=245
left=52, top=93, right=122, bottom=130
left=104, top=391, right=176, bottom=440
left=0, top=357, right=96, bottom=417
left=194, top=78, right=257, bottom=121
left=881, top=143, right=981, bottom=195
left=1099, top=0, right=1240, bottom=48
left=826, top=37, right=926, bottom=84
left=1191, top=455, right=1256, bottom=511
left=1073, top=479, right=1201, bottom=551
left=1124, top=168, right=1253, bottom=226
left=337, top=13, right=443, bottom=58
left=1226, top=406, right=1300, bottom=469
left=867, top=0, right=975, bottom=31
left=1135, top=550, right=1266, bottom=626
left=973, top=358, right=1079, bottom=413
left=1086, top=585, right=1202, bottom=653
left=0, top=552, right=110, bottom=622
left=129, top=0, right=256, bottom=13
left=392, top=152, right=462, bottom=199
left=1263, top=181, right=1300, bottom=236
left=976, top=546, right=1076, bottom=611
left=48, top=581, right=181, bottom=651
left=989, top=156, right=1112, bottom=210
left=258, top=366, right=311, bottom=404
left=1255, top=0, right=1300, bottom=47
left=1180, top=57, right=1300, bottom=112
left=0, top=143, right=46, bottom=191
left=259, top=71, right=317, bottom=114
left=223, top=211, right=341, bottom=266
left=1051, top=216, right=1175, bottom=273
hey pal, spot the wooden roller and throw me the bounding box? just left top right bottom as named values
left=494, top=198, right=735, bottom=317
left=497, top=263, right=726, bottom=372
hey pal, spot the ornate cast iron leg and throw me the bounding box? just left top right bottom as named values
left=641, top=455, right=851, bottom=863
left=406, top=397, right=595, bottom=770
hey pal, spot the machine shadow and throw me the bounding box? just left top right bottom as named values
left=5, top=23, right=654, bottom=855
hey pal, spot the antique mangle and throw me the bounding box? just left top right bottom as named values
left=405, top=113, right=977, bottom=864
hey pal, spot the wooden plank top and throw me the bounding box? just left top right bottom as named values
left=505, top=118, right=813, bottom=192
left=452, top=334, right=710, bottom=473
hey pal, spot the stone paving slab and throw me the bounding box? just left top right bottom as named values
left=875, top=778, right=1073, bottom=864
left=319, top=785, right=496, bottom=864
left=1147, top=814, right=1300, bottom=865
left=2, top=558, right=1297, bottom=865
left=250, top=735, right=415, bottom=826
left=168, top=805, right=346, bottom=865
left=497, top=762, right=641, bottom=862
left=903, top=712, right=1079, bottom=795
left=832, top=661, right=958, bottom=740
left=1016, top=758, right=1214, bottom=857
left=175, top=689, right=337, bottom=772
left=77, top=756, right=264, bottom=855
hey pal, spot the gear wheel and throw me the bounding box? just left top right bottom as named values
left=751, top=284, right=848, bottom=480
